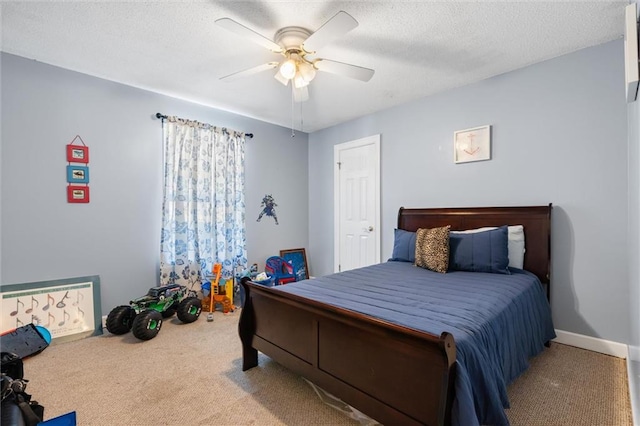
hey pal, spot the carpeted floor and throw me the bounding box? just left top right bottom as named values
left=19, top=311, right=632, bottom=425
left=506, top=342, right=632, bottom=425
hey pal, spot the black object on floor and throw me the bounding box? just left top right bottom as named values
left=0, top=324, right=50, bottom=360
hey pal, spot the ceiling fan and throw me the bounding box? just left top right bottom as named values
left=215, top=11, right=375, bottom=102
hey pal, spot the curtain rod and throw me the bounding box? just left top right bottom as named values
left=155, top=113, right=253, bottom=139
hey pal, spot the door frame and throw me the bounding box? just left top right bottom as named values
left=333, top=134, right=381, bottom=273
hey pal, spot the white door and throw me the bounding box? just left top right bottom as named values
left=334, top=135, right=380, bottom=272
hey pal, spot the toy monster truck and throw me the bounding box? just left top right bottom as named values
left=105, top=284, right=201, bottom=341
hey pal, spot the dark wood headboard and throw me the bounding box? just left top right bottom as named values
left=397, top=205, right=552, bottom=288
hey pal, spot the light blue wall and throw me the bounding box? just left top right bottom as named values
left=309, top=40, right=629, bottom=343
left=626, top=2, right=640, bottom=414
left=630, top=97, right=640, bottom=354
left=0, top=53, right=309, bottom=313
left=628, top=87, right=640, bottom=422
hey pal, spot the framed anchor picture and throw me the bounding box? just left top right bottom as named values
left=454, top=125, right=491, bottom=164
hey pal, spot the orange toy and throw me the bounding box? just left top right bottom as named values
left=213, top=279, right=234, bottom=314
left=205, top=264, right=234, bottom=319
left=206, top=264, right=222, bottom=321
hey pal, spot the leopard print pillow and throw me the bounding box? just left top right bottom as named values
left=415, top=226, right=451, bottom=273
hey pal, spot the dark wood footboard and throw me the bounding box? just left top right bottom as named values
left=239, top=278, right=457, bottom=426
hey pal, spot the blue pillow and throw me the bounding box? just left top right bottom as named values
left=389, top=229, right=416, bottom=262
left=449, top=226, right=510, bottom=274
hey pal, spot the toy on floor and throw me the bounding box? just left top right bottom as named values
left=265, top=256, right=296, bottom=285
left=201, top=263, right=234, bottom=318
left=105, top=284, right=201, bottom=341
left=0, top=324, right=51, bottom=360
left=206, top=264, right=221, bottom=321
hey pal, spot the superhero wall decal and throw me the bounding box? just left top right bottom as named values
left=257, top=194, right=279, bottom=225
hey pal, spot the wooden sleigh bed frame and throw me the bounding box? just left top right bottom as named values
left=239, top=205, right=552, bottom=425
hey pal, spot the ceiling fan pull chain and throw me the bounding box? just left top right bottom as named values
left=291, top=85, right=296, bottom=138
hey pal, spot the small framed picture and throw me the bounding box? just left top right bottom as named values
left=279, top=248, right=309, bottom=281
left=67, top=165, right=89, bottom=183
left=67, top=186, right=90, bottom=203
left=454, top=125, right=491, bottom=164
left=66, top=145, right=89, bottom=163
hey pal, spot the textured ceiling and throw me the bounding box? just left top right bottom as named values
left=0, top=1, right=627, bottom=133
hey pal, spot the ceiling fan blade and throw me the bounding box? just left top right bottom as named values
left=215, top=18, right=283, bottom=53
left=302, top=11, right=358, bottom=53
left=293, top=86, right=309, bottom=103
left=314, top=59, right=375, bottom=82
left=220, top=62, right=279, bottom=81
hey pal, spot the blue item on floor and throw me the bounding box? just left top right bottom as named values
left=39, top=411, right=77, bottom=425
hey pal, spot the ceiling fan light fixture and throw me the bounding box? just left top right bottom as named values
left=298, top=61, right=316, bottom=82
left=293, top=71, right=309, bottom=89
left=274, top=71, right=290, bottom=86
left=279, top=58, right=297, bottom=80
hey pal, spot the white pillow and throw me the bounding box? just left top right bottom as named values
left=450, top=225, right=525, bottom=269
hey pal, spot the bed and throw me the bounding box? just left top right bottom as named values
left=239, top=205, right=554, bottom=425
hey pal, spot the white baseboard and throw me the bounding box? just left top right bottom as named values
left=553, top=329, right=628, bottom=359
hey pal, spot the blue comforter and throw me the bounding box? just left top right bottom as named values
left=274, top=261, right=556, bottom=426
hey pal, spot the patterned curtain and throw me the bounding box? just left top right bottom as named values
left=159, top=116, right=247, bottom=292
